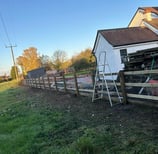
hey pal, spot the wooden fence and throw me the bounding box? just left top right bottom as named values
left=25, top=71, right=94, bottom=96
left=24, top=69, right=158, bottom=107
left=123, top=69, right=158, bottom=107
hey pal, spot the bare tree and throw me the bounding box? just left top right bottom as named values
left=40, top=54, right=52, bottom=70
left=52, top=50, right=67, bottom=71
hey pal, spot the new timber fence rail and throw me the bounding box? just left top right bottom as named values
left=24, top=69, right=158, bottom=107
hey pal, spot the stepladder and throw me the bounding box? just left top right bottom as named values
left=92, top=51, right=122, bottom=107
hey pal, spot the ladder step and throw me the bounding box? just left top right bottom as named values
left=99, top=64, right=109, bottom=66
left=92, top=51, right=122, bottom=106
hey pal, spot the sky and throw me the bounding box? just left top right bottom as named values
left=0, top=0, right=158, bottom=75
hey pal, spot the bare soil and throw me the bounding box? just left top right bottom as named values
left=25, top=87, right=158, bottom=143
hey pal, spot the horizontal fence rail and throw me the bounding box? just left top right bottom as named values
left=24, top=69, right=158, bottom=107
left=25, top=71, right=94, bottom=96
left=123, top=69, right=158, bottom=107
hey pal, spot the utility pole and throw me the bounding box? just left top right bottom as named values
left=6, top=45, right=19, bottom=81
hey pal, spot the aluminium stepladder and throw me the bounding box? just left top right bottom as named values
left=92, top=51, right=122, bottom=107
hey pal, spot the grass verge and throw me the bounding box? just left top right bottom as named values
left=0, top=81, right=158, bottom=154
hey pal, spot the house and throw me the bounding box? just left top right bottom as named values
left=27, top=67, right=46, bottom=78
left=92, top=7, right=158, bottom=75
left=128, top=7, right=158, bottom=29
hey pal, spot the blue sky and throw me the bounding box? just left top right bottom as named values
left=0, top=0, right=158, bottom=75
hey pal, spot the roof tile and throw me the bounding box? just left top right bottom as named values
left=99, top=27, right=158, bottom=47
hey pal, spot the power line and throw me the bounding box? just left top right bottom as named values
left=0, top=13, right=18, bottom=79
left=0, top=13, right=12, bottom=45
left=0, top=32, right=7, bottom=46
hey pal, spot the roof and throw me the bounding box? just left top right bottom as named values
left=128, top=7, right=158, bottom=27
left=140, top=7, right=158, bottom=15
left=98, top=27, right=158, bottom=47
left=144, top=18, right=158, bottom=29
left=27, top=67, right=46, bottom=78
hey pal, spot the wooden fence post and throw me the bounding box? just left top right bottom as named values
left=42, top=77, right=46, bottom=89
left=32, top=78, right=35, bottom=88
left=31, top=78, right=33, bottom=87
left=119, top=70, right=127, bottom=104
left=74, top=71, right=79, bottom=96
left=63, top=74, right=67, bottom=92
left=54, top=76, right=58, bottom=91
left=29, top=79, right=31, bottom=87
left=25, top=79, right=28, bottom=86
left=38, top=77, right=41, bottom=89
left=35, top=78, right=38, bottom=88
left=91, top=68, right=96, bottom=86
left=28, top=79, right=30, bottom=87
left=47, top=76, right=51, bottom=90
left=29, top=78, right=32, bottom=87
left=28, top=79, right=31, bottom=87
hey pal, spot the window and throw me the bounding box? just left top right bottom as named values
left=120, top=49, right=128, bottom=63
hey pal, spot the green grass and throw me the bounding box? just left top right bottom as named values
left=0, top=80, right=20, bottom=109
left=0, top=81, right=158, bottom=154
left=0, top=80, right=18, bottom=92
left=0, top=81, right=63, bottom=153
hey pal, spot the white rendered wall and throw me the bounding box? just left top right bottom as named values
left=94, top=34, right=117, bottom=72
left=94, top=34, right=121, bottom=79
left=94, top=34, right=158, bottom=78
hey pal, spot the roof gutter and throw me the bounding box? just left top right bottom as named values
left=113, top=41, right=158, bottom=50
left=143, top=21, right=158, bottom=34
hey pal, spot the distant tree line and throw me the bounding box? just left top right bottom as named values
left=71, top=48, right=96, bottom=71
left=10, top=47, right=96, bottom=78
left=40, top=48, right=96, bottom=72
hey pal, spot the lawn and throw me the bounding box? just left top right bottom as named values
left=0, top=81, right=158, bottom=154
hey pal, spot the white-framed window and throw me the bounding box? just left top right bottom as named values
left=120, top=49, right=128, bottom=63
